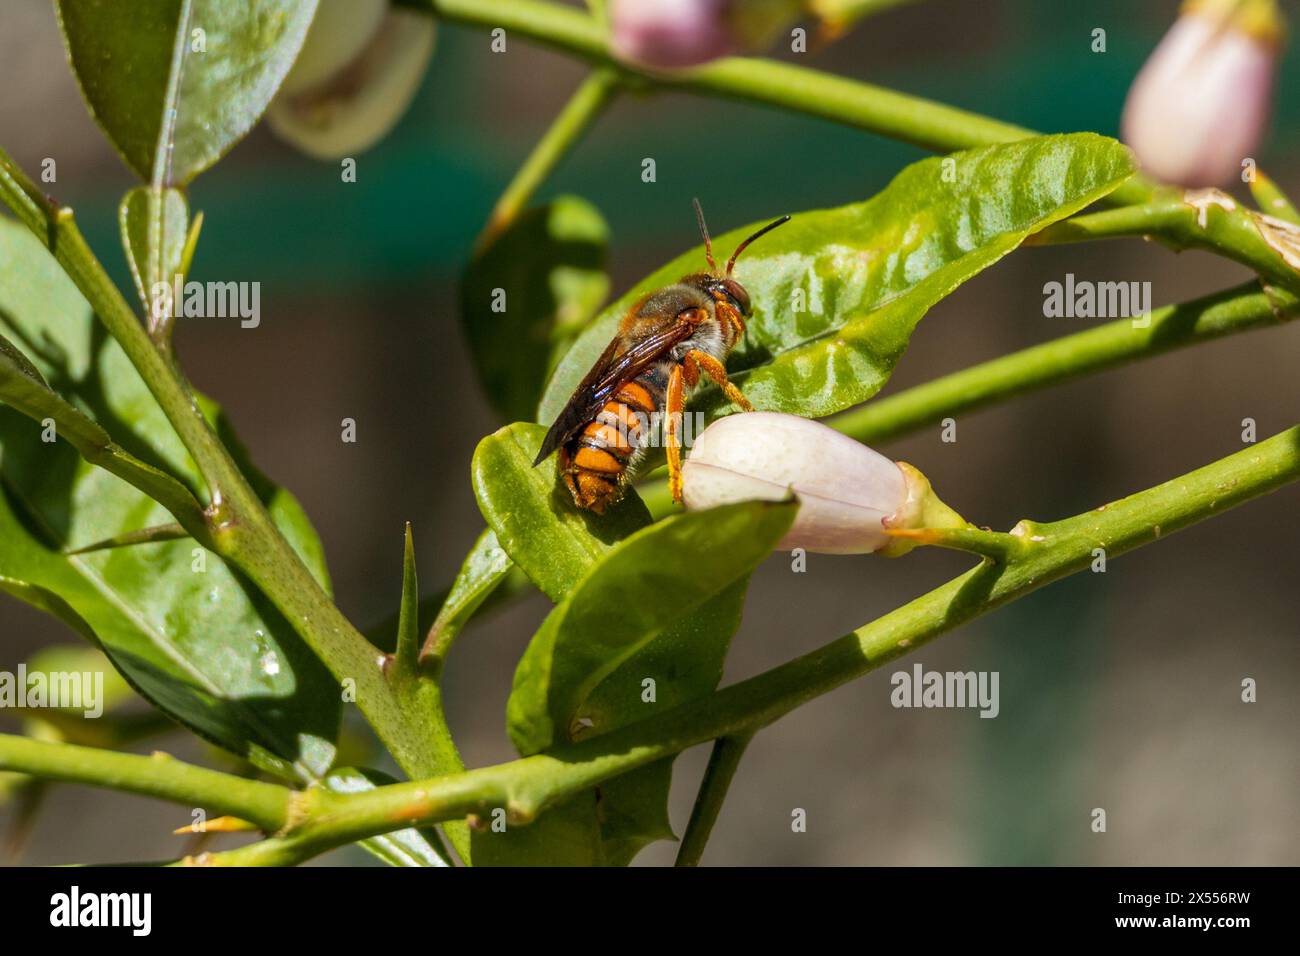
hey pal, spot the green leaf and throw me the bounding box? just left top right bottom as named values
left=0, top=333, right=46, bottom=387
left=55, top=0, right=318, bottom=185
left=540, top=134, right=1135, bottom=423
left=471, top=422, right=651, bottom=602
left=471, top=421, right=795, bottom=863
left=0, top=214, right=339, bottom=781
left=462, top=197, right=610, bottom=423
left=420, top=528, right=518, bottom=669
left=120, top=186, right=190, bottom=319
left=324, top=768, right=453, bottom=868
left=475, top=793, right=607, bottom=867
left=506, top=499, right=796, bottom=756
left=0, top=328, right=203, bottom=523
left=0, top=575, right=97, bottom=645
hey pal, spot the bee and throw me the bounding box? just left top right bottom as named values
left=534, top=200, right=790, bottom=513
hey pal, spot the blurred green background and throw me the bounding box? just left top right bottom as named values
left=1, top=0, right=1297, bottom=865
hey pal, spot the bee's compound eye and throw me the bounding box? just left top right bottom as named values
left=720, top=278, right=751, bottom=316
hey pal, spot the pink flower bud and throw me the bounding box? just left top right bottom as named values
left=1121, top=1, right=1283, bottom=187
left=681, top=412, right=910, bottom=553
left=609, top=0, right=739, bottom=69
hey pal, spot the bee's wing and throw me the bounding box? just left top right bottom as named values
left=533, top=316, right=695, bottom=465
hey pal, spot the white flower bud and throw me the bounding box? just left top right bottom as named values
left=1121, top=0, right=1283, bottom=187
left=681, top=412, right=915, bottom=554
left=267, top=1, right=436, bottom=160
left=277, top=0, right=388, bottom=97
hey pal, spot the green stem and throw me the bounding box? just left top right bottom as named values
left=813, top=0, right=924, bottom=29
left=884, top=526, right=1028, bottom=562
left=675, top=732, right=753, bottom=867
left=1249, top=172, right=1300, bottom=225
left=0, top=353, right=210, bottom=540
left=1031, top=190, right=1300, bottom=298
left=412, top=0, right=1026, bottom=148
left=1, top=149, right=247, bottom=509
left=406, top=0, right=1153, bottom=206
left=476, top=69, right=620, bottom=252
left=18, top=425, right=1296, bottom=864
left=830, top=280, right=1298, bottom=445
left=65, top=522, right=190, bottom=555
left=389, top=678, right=472, bottom=860
left=353, top=423, right=1297, bottom=845
left=0, top=734, right=290, bottom=832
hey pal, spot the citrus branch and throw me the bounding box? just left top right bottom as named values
left=7, top=424, right=1296, bottom=865
left=0, top=148, right=462, bottom=819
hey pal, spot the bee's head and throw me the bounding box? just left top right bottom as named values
left=690, top=198, right=789, bottom=317
left=710, top=276, right=752, bottom=316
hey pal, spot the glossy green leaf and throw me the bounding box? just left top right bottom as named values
left=470, top=423, right=794, bottom=864
left=471, top=423, right=651, bottom=602
left=0, top=333, right=46, bottom=386
left=420, top=528, right=520, bottom=669
left=0, top=214, right=338, bottom=780
left=324, top=768, right=453, bottom=867
left=474, top=582, right=773, bottom=866
left=463, top=196, right=610, bottom=423
left=540, top=134, right=1135, bottom=423
left=55, top=0, right=318, bottom=185
left=506, top=499, right=796, bottom=755
left=120, top=187, right=190, bottom=320
left=0, top=329, right=203, bottom=522
left=476, top=792, right=607, bottom=867
left=0, top=576, right=95, bottom=645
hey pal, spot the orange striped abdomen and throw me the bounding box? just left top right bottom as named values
left=561, top=378, right=660, bottom=513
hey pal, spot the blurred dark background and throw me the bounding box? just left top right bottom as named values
left=1, top=0, right=1297, bottom=865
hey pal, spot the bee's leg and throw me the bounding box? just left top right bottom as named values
left=684, top=349, right=754, bottom=412
left=719, top=304, right=747, bottom=344
left=666, top=363, right=686, bottom=503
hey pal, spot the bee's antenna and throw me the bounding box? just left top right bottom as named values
left=726, top=214, right=791, bottom=276
left=693, top=198, right=718, bottom=273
